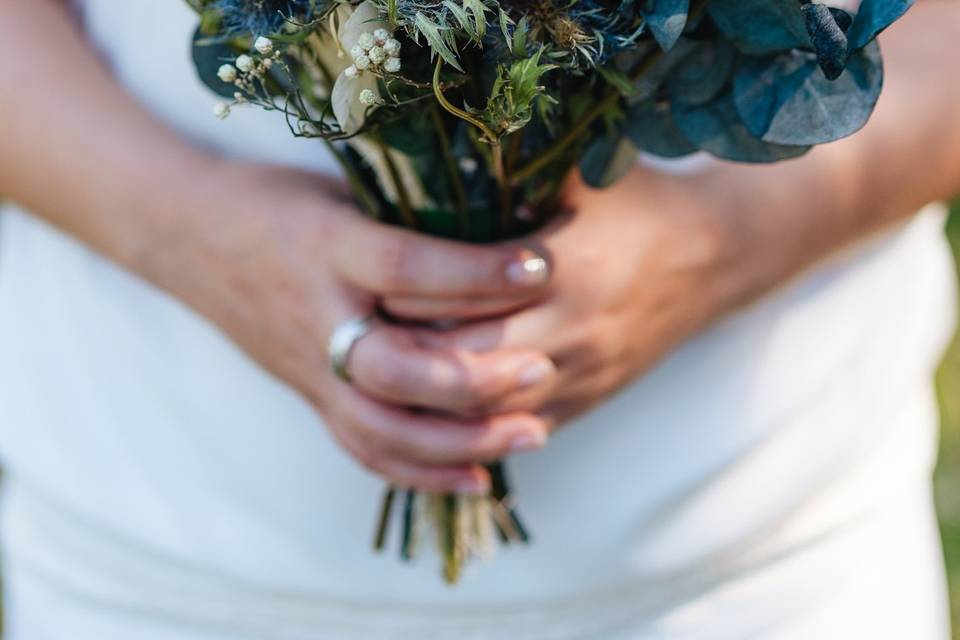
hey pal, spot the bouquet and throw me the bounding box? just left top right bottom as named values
left=185, top=0, right=912, bottom=583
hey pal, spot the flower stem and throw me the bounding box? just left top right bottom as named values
left=377, top=139, right=418, bottom=229
left=432, top=58, right=498, bottom=143
left=373, top=485, right=397, bottom=551
left=429, top=105, right=470, bottom=234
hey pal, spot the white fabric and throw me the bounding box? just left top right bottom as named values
left=0, top=1, right=955, bottom=638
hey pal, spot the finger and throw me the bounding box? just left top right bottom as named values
left=348, top=322, right=556, bottom=414
left=332, top=423, right=491, bottom=494
left=414, top=305, right=556, bottom=353
left=330, top=213, right=551, bottom=297
left=381, top=295, right=537, bottom=322
left=340, top=387, right=549, bottom=465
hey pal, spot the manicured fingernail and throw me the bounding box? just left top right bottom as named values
left=510, top=431, right=546, bottom=453
left=518, top=359, right=555, bottom=387
left=457, top=478, right=490, bottom=495
left=506, top=255, right=549, bottom=286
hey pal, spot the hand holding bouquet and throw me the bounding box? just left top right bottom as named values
left=185, top=0, right=912, bottom=582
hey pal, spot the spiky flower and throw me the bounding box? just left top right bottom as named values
left=211, top=0, right=322, bottom=36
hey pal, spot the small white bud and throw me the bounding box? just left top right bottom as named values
left=262, top=58, right=274, bottom=69
left=217, top=64, right=238, bottom=83
left=383, top=38, right=401, bottom=56
left=213, top=102, right=231, bottom=120
left=233, top=91, right=244, bottom=100
left=357, top=32, right=375, bottom=51
left=383, top=56, right=401, bottom=73
left=353, top=54, right=371, bottom=70
left=254, top=36, right=274, bottom=55
left=368, top=46, right=386, bottom=64
left=373, top=28, right=391, bottom=45
left=458, top=157, right=478, bottom=173
left=343, top=65, right=359, bottom=79
left=350, top=44, right=366, bottom=60
left=358, top=89, right=377, bottom=106
left=235, top=54, right=255, bottom=73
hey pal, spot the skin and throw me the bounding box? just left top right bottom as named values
left=2, top=1, right=959, bottom=494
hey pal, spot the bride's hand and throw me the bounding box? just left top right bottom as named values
left=147, top=162, right=558, bottom=493
left=386, top=167, right=746, bottom=427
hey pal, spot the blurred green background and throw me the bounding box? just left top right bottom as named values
left=936, top=200, right=960, bottom=638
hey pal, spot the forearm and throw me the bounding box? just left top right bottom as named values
left=703, top=0, right=960, bottom=310
left=0, top=0, right=220, bottom=274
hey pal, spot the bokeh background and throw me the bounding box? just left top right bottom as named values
left=934, top=201, right=960, bottom=638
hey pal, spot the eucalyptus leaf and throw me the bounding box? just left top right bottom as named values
left=666, top=39, right=735, bottom=106
left=707, top=0, right=808, bottom=55
left=802, top=3, right=850, bottom=80
left=733, top=41, right=883, bottom=146
left=849, top=0, right=915, bottom=49
left=640, top=0, right=690, bottom=51
left=673, top=91, right=810, bottom=163
left=579, top=136, right=638, bottom=188
left=191, top=27, right=239, bottom=99
left=624, top=100, right=698, bottom=158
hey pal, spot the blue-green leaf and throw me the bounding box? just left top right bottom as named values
left=733, top=41, right=883, bottom=146
left=707, top=0, right=808, bottom=55
left=579, top=136, right=638, bottom=188
left=641, top=0, right=690, bottom=51
left=849, top=0, right=915, bottom=49
left=673, top=91, right=810, bottom=163
left=623, top=100, right=698, bottom=158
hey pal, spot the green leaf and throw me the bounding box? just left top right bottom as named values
left=599, top=65, right=637, bottom=97
left=415, top=12, right=463, bottom=71
left=442, top=1, right=475, bottom=39
left=463, top=0, right=490, bottom=39
left=499, top=9, right=514, bottom=52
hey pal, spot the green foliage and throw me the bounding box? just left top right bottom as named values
left=472, top=49, right=556, bottom=138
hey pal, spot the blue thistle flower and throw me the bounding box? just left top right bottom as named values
left=212, top=0, right=320, bottom=37
left=570, top=0, right=645, bottom=62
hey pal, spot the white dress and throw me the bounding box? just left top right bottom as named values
left=0, top=2, right=954, bottom=638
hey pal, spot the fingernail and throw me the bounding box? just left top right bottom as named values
left=510, top=431, right=546, bottom=453
left=518, top=359, right=555, bottom=387
left=506, top=255, right=549, bottom=286
left=457, top=478, right=490, bottom=496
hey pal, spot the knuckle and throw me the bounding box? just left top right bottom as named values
left=376, top=234, right=418, bottom=291
left=369, top=358, right=413, bottom=397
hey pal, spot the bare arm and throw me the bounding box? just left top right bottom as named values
left=706, top=0, right=960, bottom=310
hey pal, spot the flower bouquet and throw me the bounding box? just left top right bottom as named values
left=185, top=0, right=912, bottom=582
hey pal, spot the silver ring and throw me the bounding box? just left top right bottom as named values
left=328, top=314, right=375, bottom=383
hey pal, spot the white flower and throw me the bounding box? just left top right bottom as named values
left=357, top=32, right=375, bottom=51
left=350, top=44, right=366, bottom=60
left=332, top=1, right=388, bottom=135
left=383, top=38, right=401, bottom=56
left=373, top=28, right=390, bottom=45
left=213, top=102, right=231, bottom=120
left=217, top=64, right=238, bottom=83
left=343, top=64, right=359, bottom=79
left=358, top=89, right=377, bottom=106
left=262, top=58, right=274, bottom=69
left=254, top=36, right=274, bottom=55
left=235, top=54, right=255, bottom=73
left=368, top=46, right=385, bottom=64
left=354, top=54, right=371, bottom=70
left=383, top=56, right=401, bottom=73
